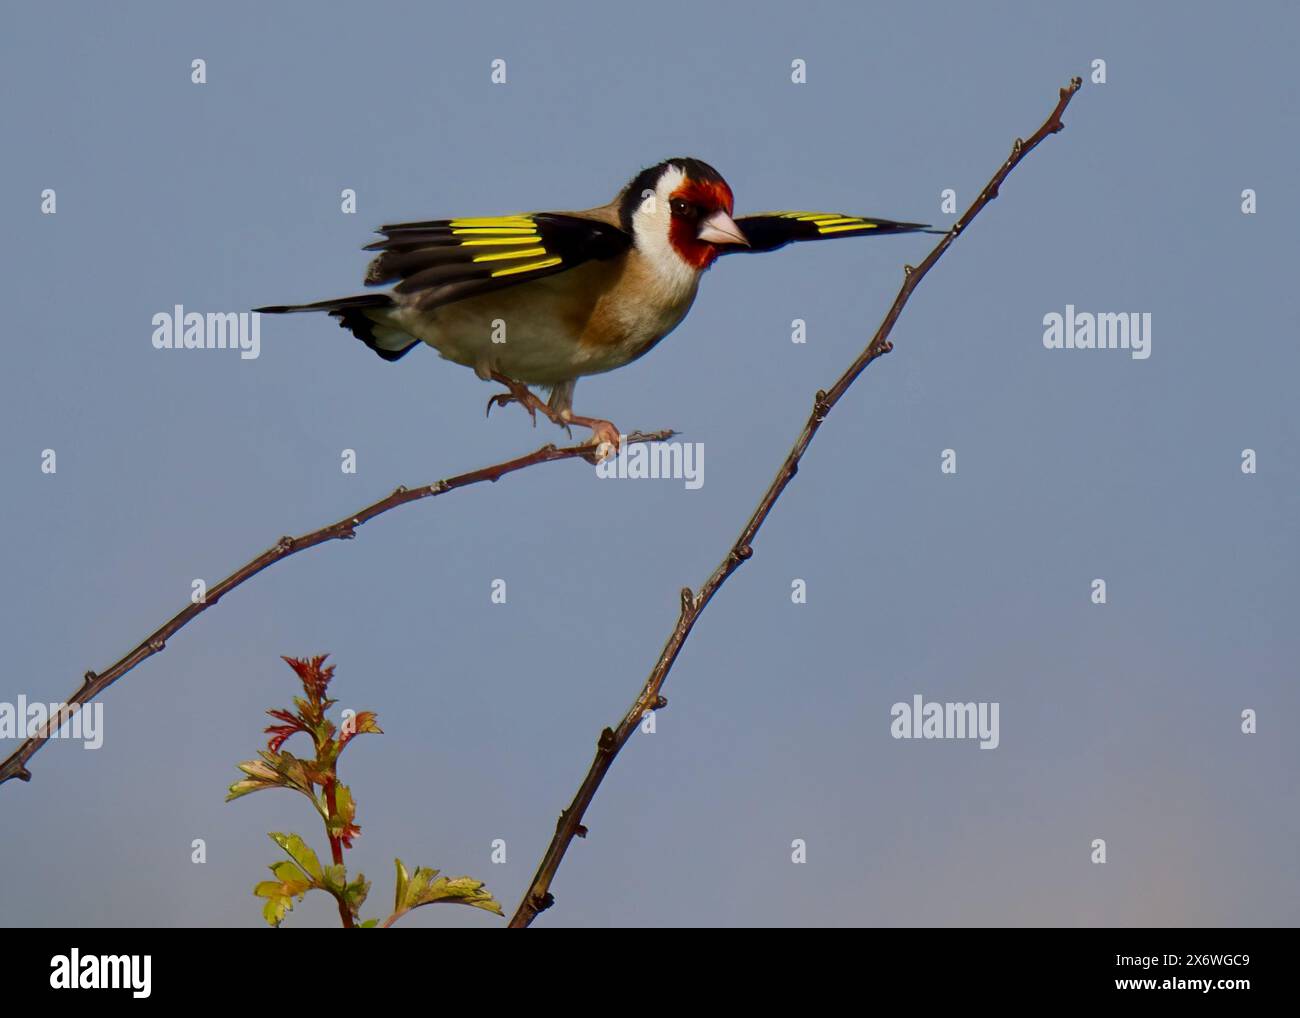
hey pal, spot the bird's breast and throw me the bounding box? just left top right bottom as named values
left=578, top=248, right=701, bottom=363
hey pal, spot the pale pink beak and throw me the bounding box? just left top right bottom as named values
left=697, top=210, right=749, bottom=247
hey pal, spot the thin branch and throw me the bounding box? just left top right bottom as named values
left=508, top=77, right=1085, bottom=928
left=0, top=430, right=674, bottom=789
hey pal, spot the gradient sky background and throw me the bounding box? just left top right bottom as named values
left=2, top=1, right=1297, bottom=928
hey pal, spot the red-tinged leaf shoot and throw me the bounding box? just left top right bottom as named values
left=282, top=654, right=336, bottom=708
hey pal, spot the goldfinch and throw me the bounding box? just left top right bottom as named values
left=257, top=157, right=933, bottom=452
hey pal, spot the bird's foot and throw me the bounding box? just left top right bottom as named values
left=485, top=375, right=543, bottom=427
left=561, top=411, right=621, bottom=463
left=487, top=373, right=619, bottom=461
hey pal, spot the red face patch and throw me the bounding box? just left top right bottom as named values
left=668, top=178, right=736, bottom=270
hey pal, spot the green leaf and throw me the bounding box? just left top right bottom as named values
left=336, top=783, right=353, bottom=819
left=394, top=863, right=503, bottom=918
left=251, top=853, right=316, bottom=928
left=236, top=758, right=280, bottom=781
left=270, top=861, right=311, bottom=891
left=416, top=875, right=504, bottom=916
left=253, top=856, right=314, bottom=929
left=400, top=865, right=437, bottom=911
left=345, top=872, right=371, bottom=912
left=226, top=778, right=271, bottom=801
left=227, top=751, right=323, bottom=810
left=270, top=751, right=318, bottom=796
left=321, top=863, right=347, bottom=894
left=225, top=758, right=282, bottom=801
left=327, top=784, right=356, bottom=839
left=359, top=918, right=380, bottom=928
left=269, top=832, right=324, bottom=882
left=393, top=859, right=410, bottom=913
left=262, top=896, right=290, bottom=927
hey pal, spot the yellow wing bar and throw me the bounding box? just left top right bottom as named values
left=472, top=246, right=548, bottom=263
left=443, top=216, right=566, bottom=275
left=460, top=236, right=543, bottom=246
left=491, top=256, right=563, bottom=278
left=768, top=211, right=880, bottom=234
left=448, top=216, right=535, bottom=228
left=451, top=227, right=538, bottom=235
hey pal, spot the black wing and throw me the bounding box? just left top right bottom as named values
left=726, top=212, right=938, bottom=254
left=362, top=213, right=631, bottom=307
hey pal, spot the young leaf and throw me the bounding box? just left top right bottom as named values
left=253, top=858, right=314, bottom=928
left=265, top=707, right=308, bottom=753
left=269, top=832, right=324, bottom=882
left=321, top=863, right=347, bottom=895
left=393, top=858, right=410, bottom=913
left=328, top=783, right=362, bottom=848
left=339, top=710, right=382, bottom=750
left=225, top=757, right=282, bottom=801
left=270, top=860, right=312, bottom=889
left=235, top=757, right=280, bottom=782
left=394, top=863, right=503, bottom=917
left=345, top=872, right=371, bottom=913
left=261, top=895, right=290, bottom=927
left=414, top=875, right=504, bottom=916
left=283, top=654, right=335, bottom=706
left=268, top=750, right=317, bottom=796
left=227, top=750, right=320, bottom=807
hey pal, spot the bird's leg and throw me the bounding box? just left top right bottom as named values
left=486, top=372, right=620, bottom=459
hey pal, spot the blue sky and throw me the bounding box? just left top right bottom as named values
left=1, top=0, right=1297, bottom=927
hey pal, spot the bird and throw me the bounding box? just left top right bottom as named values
left=256, top=157, right=935, bottom=455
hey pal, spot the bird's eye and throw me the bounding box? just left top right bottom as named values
left=669, top=198, right=697, bottom=219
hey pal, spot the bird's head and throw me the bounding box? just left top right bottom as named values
left=618, top=158, right=749, bottom=272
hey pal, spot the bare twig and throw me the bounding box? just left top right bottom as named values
left=0, top=431, right=674, bottom=789
left=508, top=77, right=1085, bottom=928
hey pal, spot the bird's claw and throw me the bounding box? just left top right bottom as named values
left=580, top=420, right=621, bottom=464
left=485, top=390, right=536, bottom=426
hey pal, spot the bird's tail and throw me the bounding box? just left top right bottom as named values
left=869, top=219, right=949, bottom=236
left=254, top=294, right=420, bottom=362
